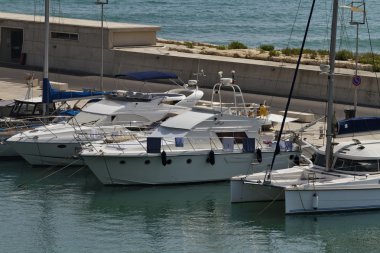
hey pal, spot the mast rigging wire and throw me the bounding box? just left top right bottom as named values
left=264, top=0, right=317, bottom=182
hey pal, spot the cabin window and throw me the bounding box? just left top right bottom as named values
left=313, top=153, right=326, bottom=167
left=334, top=158, right=379, bottom=172
left=216, top=132, right=247, bottom=144
left=51, top=32, right=79, bottom=41
left=15, top=103, right=36, bottom=115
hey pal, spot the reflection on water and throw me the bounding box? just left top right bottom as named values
left=1, top=161, right=380, bottom=252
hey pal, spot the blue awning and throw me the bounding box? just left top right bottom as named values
left=336, top=116, right=380, bottom=136
left=42, top=78, right=107, bottom=103
left=115, top=71, right=178, bottom=81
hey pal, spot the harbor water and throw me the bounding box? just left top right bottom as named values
left=2, top=0, right=380, bottom=52
left=1, top=160, right=380, bottom=252
left=2, top=1, right=380, bottom=252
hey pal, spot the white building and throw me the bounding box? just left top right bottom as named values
left=0, top=12, right=160, bottom=74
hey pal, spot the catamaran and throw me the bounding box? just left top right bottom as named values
left=231, top=0, right=380, bottom=214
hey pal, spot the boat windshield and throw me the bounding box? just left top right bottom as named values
left=313, top=153, right=326, bottom=167
left=10, top=101, right=55, bottom=117
left=334, top=158, right=379, bottom=173
left=68, top=111, right=107, bottom=125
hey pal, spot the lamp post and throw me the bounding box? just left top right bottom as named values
left=348, top=1, right=366, bottom=116
left=96, top=0, right=108, bottom=91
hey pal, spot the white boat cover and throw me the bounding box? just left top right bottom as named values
left=267, top=113, right=298, bottom=123
left=149, top=127, right=188, bottom=138
left=83, top=99, right=124, bottom=114
left=160, top=111, right=213, bottom=130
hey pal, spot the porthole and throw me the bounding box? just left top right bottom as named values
left=120, top=160, right=126, bottom=164
left=167, top=159, right=172, bottom=165
left=57, top=144, right=66, bottom=148
left=186, top=159, right=192, bottom=164
left=145, top=160, right=150, bottom=165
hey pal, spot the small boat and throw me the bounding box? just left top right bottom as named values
left=231, top=140, right=380, bottom=214
left=230, top=0, right=380, bottom=214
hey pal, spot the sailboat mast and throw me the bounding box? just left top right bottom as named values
left=43, top=0, right=50, bottom=116
left=43, top=0, right=49, bottom=79
left=326, top=0, right=339, bottom=170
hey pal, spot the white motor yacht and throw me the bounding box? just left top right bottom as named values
left=80, top=77, right=300, bottom=185
left=7, top=73, right=204, bottom=165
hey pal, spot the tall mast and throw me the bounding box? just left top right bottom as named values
left=43, top=0, right=49, bottom=80
left=326, top=0, right=339, bottom=170
left=264, top=0, right=316, bottom=183
left=42, top=0, right=50, bottom=116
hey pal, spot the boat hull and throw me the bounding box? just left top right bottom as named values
left=230, top=166, right=305, bottom=203
left=285, top=186, right=380, bottom=214
left=230, top=179, right=285, bottom=202
left=8, top=140, right=83, bottom=166
left=0, top=141, right=19, bottom=158
left=83, top=151, right=297, bottom=185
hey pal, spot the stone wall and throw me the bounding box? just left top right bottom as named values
left=110, top=49, right=380, bottom=107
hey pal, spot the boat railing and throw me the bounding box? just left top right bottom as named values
left=88, top=133, right=260, bottom=154
left=307, top=172, right=317, bottom=185
left=74, top=122, right=151, bottom=146
left=0, top=115, right=71, bottom=138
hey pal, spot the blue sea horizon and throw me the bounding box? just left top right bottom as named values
left=2, top=0, right=380, bottom=52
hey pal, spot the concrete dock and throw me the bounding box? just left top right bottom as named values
left=1, top=12, right=379, bottom=108
left=1, top=63, right=380, bottom=147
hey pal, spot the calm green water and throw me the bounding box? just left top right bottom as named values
left=2, top=0, right=380, bottom=52
left=1, top=160, right=380, bottom=253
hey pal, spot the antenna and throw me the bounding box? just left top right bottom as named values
left=193, top=69, right=206, bottom=82
left=231, top=70, right=235, bottom=84
left=25, top=73, right=35, bottom=99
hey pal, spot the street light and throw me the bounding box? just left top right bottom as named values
left=96, top=0, right=108, bottom=91
left=341, top=1, right=365, bottom=117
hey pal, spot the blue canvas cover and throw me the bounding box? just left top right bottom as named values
left=42, top=79, right=107, bottom=103
left=243, top=138, right=255, bottom=153
left=336, top=117, right=380, bottom=135
left=115, top=71, right=178, bottom=81
left=147, top=137, right=162, bottom=153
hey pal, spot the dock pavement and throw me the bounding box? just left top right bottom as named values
left=0, top=64, right=379, bottom=148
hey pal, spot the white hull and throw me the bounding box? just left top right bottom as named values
left=231, top=165, right=380, bottom=214
left=285, top=181, right=380, bottom=214
left=230, top=179, right=285, bottom=202
left=8, top=141, right=83, bottom=166
left=0, top=141, right=19, bottom=158
left=83, top=151, right=297, bottom=185
left=230, top=167, right=305, bottom=203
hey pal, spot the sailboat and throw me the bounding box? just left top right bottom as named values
left=0, top=0, right=107, bottom=158
left=230, top=0, right=380, bottom=214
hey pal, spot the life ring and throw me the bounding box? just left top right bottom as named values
left=256, top=148, right=262, bottom=163
left=207, top=150, right=215, bottom=165
left=161, top=151, right=167, bottom=166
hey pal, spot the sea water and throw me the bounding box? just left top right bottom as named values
left=2, top=0, right=380, bottom=52
left=1, top=160, right=380, bottom=253
left=2, top=1, right=380, bottom=252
